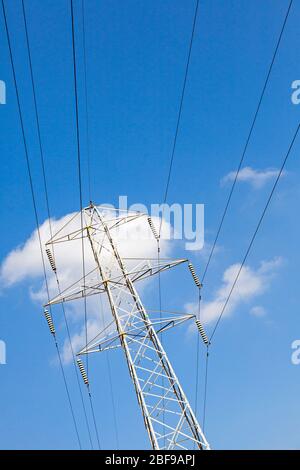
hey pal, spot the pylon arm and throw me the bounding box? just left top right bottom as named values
left=45, top=226, right=92, bottom=245
left=123, top=258, right=188, bottom=282
left=45, top=207, right=146, bottom=246
left=44, top=258, right=187, bottom=307
left=105, top=212, right=146, bottom=230
left=78, top=312, right=195, bottom=355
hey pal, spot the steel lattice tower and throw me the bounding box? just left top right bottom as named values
left=45, top=203, right=210, bottom=450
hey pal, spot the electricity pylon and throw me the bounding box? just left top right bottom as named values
left=45, top=203, right=210, bottom=450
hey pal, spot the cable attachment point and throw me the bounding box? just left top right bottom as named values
left=147, top=217, right=159, bottom=240
left=77, top=358, right=89, bottom=386
left=195, top=319, right=209, bottom=345
left=46, top=248, right=56, bottom=273
left=188, top=262, right=202, bottom=288
left=44, top=309, right=55, bottom=335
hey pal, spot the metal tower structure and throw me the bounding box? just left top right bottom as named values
left=44, top=203, right=210, bottom=450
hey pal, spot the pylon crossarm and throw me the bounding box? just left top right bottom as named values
left=79, top=332, right=121, bottom=354
left=76, top=318, right=120, bottom=354
left=78, top=313, right=195, bottom=355
left=150, top=314, right=195, bottom=334
left=46, top=226, right=92, bottom=245
left=44, top=265, right=102, bottom=306
left=107, top=213, right=146, bottom=230
left=124, top=258, right=188, bottom=282
left=45, top=207, right=146, bottom=247
left=45, top=258, right=188, bottom=307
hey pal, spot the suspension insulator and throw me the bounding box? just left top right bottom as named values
left=195, top=320, right=209, bottom=345
left=44, top=309, right=55, bottom=335
left=77, top=358, right=89, bottom=385
left=188, top=263, right=202, bottom=288
left=46, top=248, right=56, bottom=272
left=147, top=217, right=159, bottom=240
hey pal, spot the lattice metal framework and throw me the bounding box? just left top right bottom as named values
left=45, top=203, right=210, bottom=450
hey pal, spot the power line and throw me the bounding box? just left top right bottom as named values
left=70, top=0, right=87, bottom=368
left=155, top=0, right=204, bottom=443
left=70, top=0, right=86, bottom=365
left=193, top=288, right=210, bottom=436
left=193, top=290, right=201, bottom=450
left=159, top=0, right=199, bottom=235
left=201, top=0, right=294, bottom=284
left=156, top=239, right=165, bottom=446
left=154, top=0, right=202, bottom=437
left=195, top=0, right=294, bottom=438
left=202, top=346, right=209, bottom=431
left=1, top=0, right=82, bottom=449
left=210, top=121, right=300, bottom=343
left=99, top=293, right=119, bottom=448
left=105, top=350, right=120, bottom=448
left=194, top=290, right=201, bottom=419
left=58, top=281, right=95, bottom=448
left=70, top=0, right=101, bottom=448
left=21, top=0, right=94, bottom=449
left=201, top=121, right=300, bottom=432
left=20, top=0, right=52, bottom=228
left=200, top=123, right=299, bottom=435
left=81, top=0, right=92, bottom=201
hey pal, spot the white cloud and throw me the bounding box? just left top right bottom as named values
left=0, top=209, right=173, bottom=362
left=221, top=166, right=285, bottom=189
left=0, top=210, right=172, bottom=295
left=186, top=257, right=282, bottom=327
left=0, top=213, right=76, bottom=288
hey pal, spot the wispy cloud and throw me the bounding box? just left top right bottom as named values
left=195, top=240, right=222, bottom=261
left=186, top=257, right=283, bottom=326
left=250, top=305, right=266, bottom=317
left=221, top=166, right=285, bottom=189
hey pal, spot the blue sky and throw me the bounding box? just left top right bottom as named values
left=0, top=0, right=300, bottom=450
